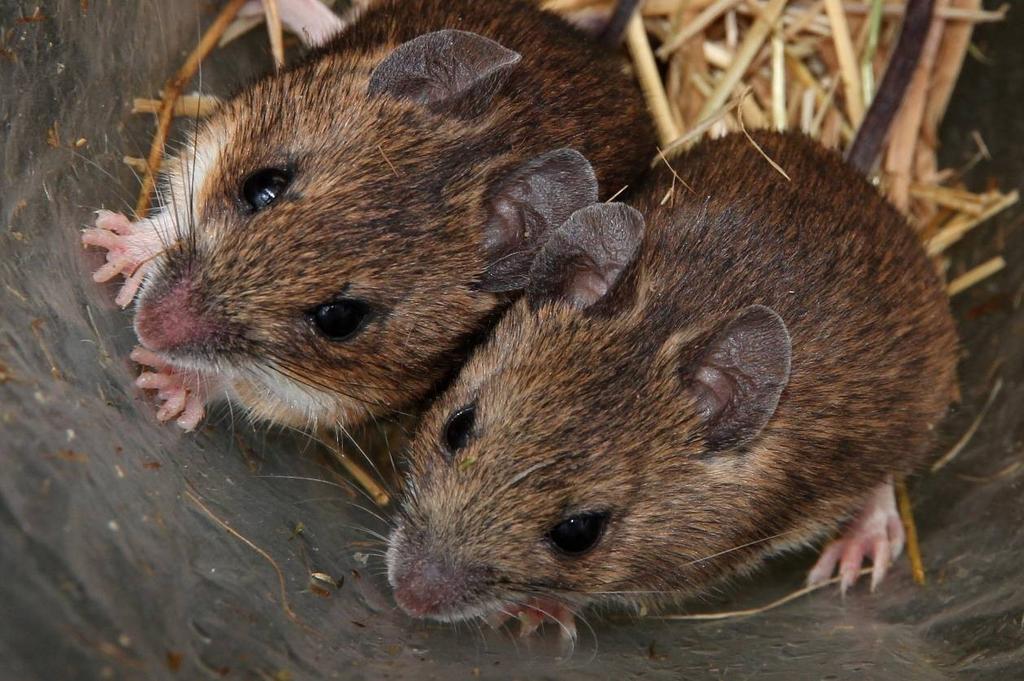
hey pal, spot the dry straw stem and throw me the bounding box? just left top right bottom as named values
left=653, top=567, right=872, bottom=620
left=931, top=377, right=1004, bottom=472
left=185, top=487, right=300, bottom=623
left=823, top=0, right=864, bottom=125
left=909, top=183, right=987, bottom=215
left=922, top=0, right=981, bottom=146
left=626, top=13, right=681, bottom=147
left=895, top=479, right=926, bottom=585
left=926, top=190, right=1019, bottom=255
left=696, top=0, right=788, bottom=122
left=317, top=429, right=391, bottom=507
left=219, top=14, right=265, bottom=47
left=135, top=0, right=248, bottom=217
left=660, top=91, right=745, bottom=157
left=771, top=28, right=787, bottom=130
left=841, top=2, right=1007, bottom=22
left=132, top=94, right=222, bottom=118
left=657, top=0, right=743, bottom=56
left=884, top=0, right=948, bottom=211
left=262, top=0, right=286, bottom=70
left=947, top=256, right=1006, bottom=296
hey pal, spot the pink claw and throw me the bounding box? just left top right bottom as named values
left=129, top=346, right=210, bottom=432
left=807, top=478, right=906, bottom=594
left=82, top=210, right=165, bottom=307
left=494, top=598, right=578, bottom=640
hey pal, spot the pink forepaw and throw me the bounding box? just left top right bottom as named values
left=82, top=210, right=165, bottom=307
left=487, top=598, right=578, bottom=640
left=807, top=478, right=906, bottom=594
left=130, top=347, right=209, bottom=431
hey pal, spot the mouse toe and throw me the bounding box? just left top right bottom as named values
left=807, top=478, right=904, bottom=594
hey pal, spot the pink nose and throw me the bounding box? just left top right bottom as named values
left=392, top=558, right=464, bottom=618
left=134, top=279, right=217, bottom=353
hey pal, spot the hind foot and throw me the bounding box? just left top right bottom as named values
left=807, top=477, right=905, bottom=594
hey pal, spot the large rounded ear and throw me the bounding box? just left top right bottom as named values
left=367, top=30, right=521, bottom=114
left=478, top=149, right=599, bottom=293
left=525, top=203, right=644, bottom=310
left=679, top=305, right=791, bottom=452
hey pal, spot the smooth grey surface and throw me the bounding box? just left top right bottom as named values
left=1, top=1, right=1021, bottom=679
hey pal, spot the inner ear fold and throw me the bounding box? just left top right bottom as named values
left=478, top=149, right=599, bottom=293
left=680, top=305, right=792, bottom=452
left=367, top=29, right=521, bottom=113
left=525, top=203, right=645, bottom=310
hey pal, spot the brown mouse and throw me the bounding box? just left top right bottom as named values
left=385, top=131, right=958, bottom=637
left=82, top=0, right=655, bottom=430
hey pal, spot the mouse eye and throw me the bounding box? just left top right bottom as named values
left=443, top=405, right=476, bottom=455
left=310, top=299, right=371, bottom=341
left=241, top=167, right=291, bottom=211
left=548, top=511, right=609, bottom=556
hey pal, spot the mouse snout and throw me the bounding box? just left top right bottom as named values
left=134, top=277, right=222, bottom=355
left=390, top=552, right=472, bottom=619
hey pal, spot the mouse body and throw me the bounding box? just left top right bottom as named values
left=83, top=0, right=655, bottom=431
left=386, top=131, right=958, bottom=635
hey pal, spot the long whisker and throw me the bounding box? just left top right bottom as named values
left=255, top=474, right=393, bottom=526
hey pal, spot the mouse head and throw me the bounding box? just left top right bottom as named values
left=387, top=204, right=793, bottom=621
left=132, top=30, right=598, bottom=426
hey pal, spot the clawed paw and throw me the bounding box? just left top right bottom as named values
left=130, top=347, right=208, bottom=431
left=82, top=210, right=165, bottom=307
left=486, top=598, right=578, bottom=640
left=807, top=478, right=906, bottom=594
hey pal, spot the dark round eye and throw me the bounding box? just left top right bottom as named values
left=241, top=167, right=291, bottom=211
left=548, top=511, right=609, bottom=556
left=444, top=405, right=476, bottom=454
left=310, top=299, right=370, bottom=341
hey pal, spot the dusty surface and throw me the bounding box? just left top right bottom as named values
left=0, top=1, right=1020, bottom=679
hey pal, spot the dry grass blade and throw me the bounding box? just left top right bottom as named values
left=135, top=0, right=248, bottom=217
left=895, top=479, right=925, bottom=585
left=823, top=0, right=864, bottom=124
left=185, top=488, right=300, bottom=623
left=317, top=429, right=391, bottom=507
left=696, top=0, right=788, bottom=122
left=660, top=92, right=744, bottom=158
left=739, top=92, right=792, bottom=180
left=653, top=567, right=872, bottom=620
left=947, top=256, right=1006, bottom=296
left=931, top=377, right=1004, bottom=472
left=132, top=94, right=222, bottom=118
left=926, top=191, right=1019, bottom=255
left=626, top=13, right=681, bottom=147
left=262, top=0, right=286, bottom=70
left=657, top=0, right=743, bottom=57
left=771, top=29, right=786, bottom=130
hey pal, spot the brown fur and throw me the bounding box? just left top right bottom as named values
left=390, top=132, right=958, bottom=617
left=140, top=0, right=654, bottom=427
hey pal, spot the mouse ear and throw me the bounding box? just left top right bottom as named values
left=368, top=29, right=521, bottom=113
left=679, top=305, right=791, bottom=453
left=478, top=149, right=599, bottom=293
left=524, top=203, right=644, bottom=310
